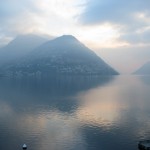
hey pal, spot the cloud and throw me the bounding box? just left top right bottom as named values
left=80, top=0, right=150, bottom=45
left=80, top=0, right=150, bottom=25
left=121, top=29, right=150, bottom=44
left=0, top=0, right=40, bottom=36
left=0, top=0, right=38, bottom=21
left=79, top=0, right=150, bottom=73
left=0, top=0, right=83, bottom=38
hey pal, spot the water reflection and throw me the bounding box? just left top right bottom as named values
left=0, top=76, right=150, bottom=150
left=75, top=76, right=150, bottom=150
left=0, top=75, right=113, bottom=150
left=0, top=76, right=113, bottom=112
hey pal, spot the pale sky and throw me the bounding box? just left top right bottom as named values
left=0, top=0, right=150, bottom=73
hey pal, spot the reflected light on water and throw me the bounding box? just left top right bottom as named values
left=76, top=84, right=128, bottom=128
left=0, top=101, right=86, bottom=150
left=0, top=76, right=150, bottom=150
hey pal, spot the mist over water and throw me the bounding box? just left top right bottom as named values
left=0, top=75, right=150, bottom=150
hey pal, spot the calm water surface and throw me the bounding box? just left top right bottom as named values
left=0, top=75, right=150, bottom=150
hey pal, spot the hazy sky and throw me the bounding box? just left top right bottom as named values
left=0, top=0, right=150, bottom=73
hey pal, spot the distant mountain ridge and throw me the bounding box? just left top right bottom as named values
left=0, top=34, right=118, bottom=76
left=134, top=61, right=150, bottom=75
left=0, top=34, right=49, bottom=65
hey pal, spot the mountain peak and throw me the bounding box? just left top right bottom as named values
left=11, top=34, right=47, bottom=44
left=61, top=35, right=77, bottom=39
left=0, top=34, right=49, bottom=65
left=54, top=35, right=79, bottom=42
left=6, top=34, right=50, bottom=50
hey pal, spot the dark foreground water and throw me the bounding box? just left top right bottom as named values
left=0, top=75, right=150, bottom=150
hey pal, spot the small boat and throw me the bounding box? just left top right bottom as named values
left=22, top=144, right=27, bottom=149
left=138, top=140, right=150, bottom=150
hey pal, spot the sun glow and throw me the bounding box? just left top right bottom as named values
left=76, top=85, right=128, bottom=127
left=73, top=24, right=128, bottom=49
left=16, top=0, right=122, bottom=50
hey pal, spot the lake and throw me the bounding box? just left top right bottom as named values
left=0, top=75, right=150, bottom=150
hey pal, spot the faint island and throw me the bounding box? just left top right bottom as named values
left=0, top=34, right=118, bottom=76
left=134, top=61, right=150, bottom=75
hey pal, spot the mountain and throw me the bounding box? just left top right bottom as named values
left=2, top=35, right=118, bottom=76
left=134, top=61, right=150, bottom=75
left=0, top=34, right=49, bottom=65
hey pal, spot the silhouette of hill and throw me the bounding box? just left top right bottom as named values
left=1, top=35, right=118, bottom=76
left=134, top=61, right=150, bottom=75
